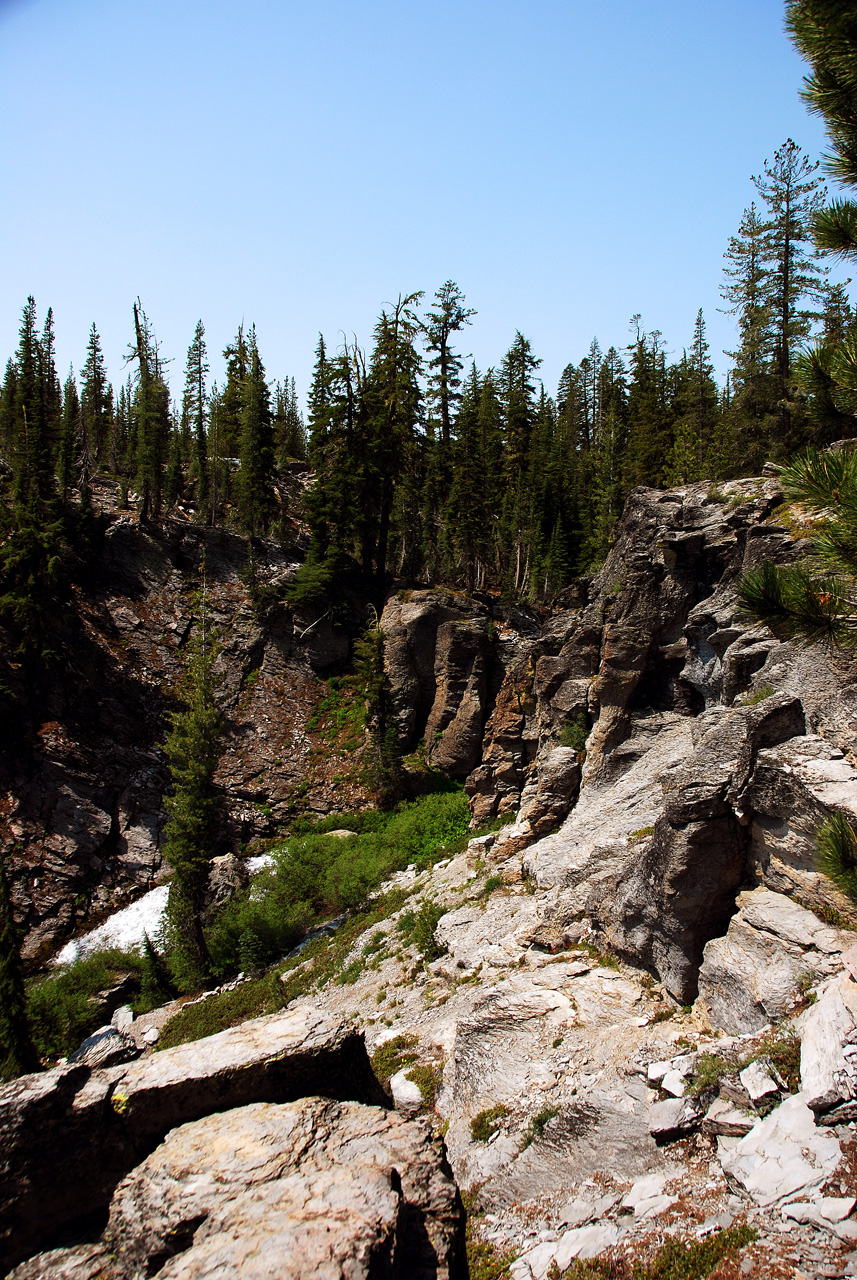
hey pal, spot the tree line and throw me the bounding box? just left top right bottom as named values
left=0, top=137, right=854, bottom=663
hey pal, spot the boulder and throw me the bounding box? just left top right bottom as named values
left=647, top=1097, right=701, bottom=1144
left=202, top=852, right=250, bottom=923
left=0, top=1008, right=385, bottom=1274
left=697, top=888, right=844, bottom=1034
left=103, top=1098, right=464, bottom=1279
left=718, top=1093, right=841, bottom=1206
left=69, top=1025, right=140, bottom=1070
left=511, top=1224, right=622, bottom=1280
left=800, top=970, right=857, bottom=1114
left=7, top=1244, right=113, bottom=1280
left=390, top=1068, right=423, bottom=1116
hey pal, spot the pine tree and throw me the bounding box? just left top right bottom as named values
left=721, top=203, right=778, bottom=467
left=128, top=302, right=170, bottom=522
left=80, top=324, right=113, bottom=469
left=162, top=578, right=224, bottom=991
left=181, top=321, right=209, bottom=512
left=58, top=369, right=81, bottom=500
left=424, top=281, right=475, bottom=448
left=0, top=299, right=65, bottom=667
left=361, top=294, right=424, bottom=598
left=623, top=318, right=673, bottom=489
left=0, top=854, right=39, bottom=1080
left=237, top=327, right=276, bottom=539
left=753, top=140, right=828, bottom=451
left=786, top=2, right=857, bottom=433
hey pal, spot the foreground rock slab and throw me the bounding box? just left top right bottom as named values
left=101, top=1098, right=464, bottom=1279
left=0, top=1008, right=385, bottom=1274
left=718, top=1093, right=841, bottom=1206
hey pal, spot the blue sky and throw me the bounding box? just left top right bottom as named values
left=0, top=0, right=847, bottom=406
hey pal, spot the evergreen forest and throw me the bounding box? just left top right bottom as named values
left=2, top=135, right=856, bottom=650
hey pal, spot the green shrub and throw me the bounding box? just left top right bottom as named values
left=398, top=897, right=446, bottom=961
left=370, top=1033, right=418, bottom=1088
left=559, top=715, right=588, bottom=753
left=739, top=683, right=775, bottom=706
left=816, top=810, right=857, bottom=900
left=520, top=1104, right=559, bottom=1150
left=557, top=1224, right=756, bottom=1278
left=27, top=948, right=146, bottom=1060
left=471, top=1103, right=509, bottom=1142
left=408, top=1061, right=444, bottom=1111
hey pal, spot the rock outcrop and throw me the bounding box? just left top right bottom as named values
left=101, top=1098, right=463, bottom=1279
left=0, top=1007, right=385, bottom=1273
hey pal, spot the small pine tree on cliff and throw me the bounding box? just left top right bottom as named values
left=162, top=574, right=224, bottom=991
left=0, top=854, right=39, bottom=1080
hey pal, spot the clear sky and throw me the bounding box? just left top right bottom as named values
left=0, top=0, right=847, bottom=406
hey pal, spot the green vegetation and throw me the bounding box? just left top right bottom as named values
left=407, top=1060, right=444, bottom=1111
left=369, top=1034, right=419, bottom=1089
left=397, top=897, right=447, bottom=962
left=463, top=1192, right=519, bottom=1280
left=628, top=826, right=655, bottom=840
left=556, top=1223, right=756, bottom=1279
left=520, top=1103, right=560, bottom=1150
left=689, top=1027, right=801, bottom=1100
left=816, top=810, right=857, bottom=901
left=470, top=1103, right=510, bottom=1142
left=739, top=683, right=775, bottom=706
left=559, top=714, right=588, bottom=753
left=26, top=947, right=147, bottom=1061
left=208, top=789, right=469, bottom=977
left=161, top=594, right=225, bottom=992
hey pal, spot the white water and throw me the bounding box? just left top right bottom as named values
left=53, top=885, right=171, bottom=966
left=52, top=854, right=279, bottom=967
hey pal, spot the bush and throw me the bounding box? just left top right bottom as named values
left=27, top=948, right=146, bottom=1060
left=559, top=715, right=588, bottom=753
left=520, top=1104, right=559, bottom=1150
left=471, top=1103, right=509, bottom=1142
left=370, top=1033, right=418, bottom=1088
left=397, top=897, right=446, bottom=961
left=558, top=1223, right=757, bottom=1279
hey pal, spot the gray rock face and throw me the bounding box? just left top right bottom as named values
left=0, top=1008, right=384, bottom=1274
left=104, top=1098, right=464, bottom=1279
left=425, top=619, right=492, bottom=777
left=380, top=591, right=493, bottom=766
left=698, top=888, right=850, bottom=1034
left=605, top=696, right=806, bottom=1002
left=801, top=971, right=857, bottom=1115
left=719, top=1093, right=841, bottom=1206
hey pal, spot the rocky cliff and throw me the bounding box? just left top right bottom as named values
left=6, top=472, right=857, bottom=1277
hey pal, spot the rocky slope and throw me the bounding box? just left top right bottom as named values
left=6, top=471, right=857, bottom=1277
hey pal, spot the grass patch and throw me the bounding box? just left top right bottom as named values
left=628, top=826, right=654, bottom=840
left=556, top=1223, right=756, bottom=1278
left=520, top=1103, right=559, bottom=1150
left=408, top=1061, right=444, bottom=1112
left=463, top=1191, right=519, bottom=1280
left=471, top=1103, right=510, bottom=1142
left=739, top=683, right=775, bottom=707
left=370, top=1033, right=419, bottom=1089
left=157, top=978, right=275, bottom=1051
left=577, top=940, right=620, bottom=970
